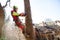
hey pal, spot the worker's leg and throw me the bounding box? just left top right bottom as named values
left=15, top=22, right=24, bottom=30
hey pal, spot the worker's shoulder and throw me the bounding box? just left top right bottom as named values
left=11, top=10, right=14, bottom=12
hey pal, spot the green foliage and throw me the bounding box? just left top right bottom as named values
left=0, top=37, right=5, bottom=40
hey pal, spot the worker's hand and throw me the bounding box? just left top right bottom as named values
left=20, top=13, right=26, bottom=16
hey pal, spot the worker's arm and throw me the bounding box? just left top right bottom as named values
left=19, top=13, right=26, bottom=16
left=12, top=11, right=26, bottom=16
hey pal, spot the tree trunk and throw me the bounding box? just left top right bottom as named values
left=0, top=4, right=4, bottom=38
left=24, top=0, right=35, bottom=40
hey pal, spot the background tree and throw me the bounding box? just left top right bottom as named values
left=0, top=3, right=4, bottom=38
left=0, top=0, right=9, bottom=38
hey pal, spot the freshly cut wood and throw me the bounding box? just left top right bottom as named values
left=2, top=22, right=26, bottom=40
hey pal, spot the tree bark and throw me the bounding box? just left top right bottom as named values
left=24, top=0, right=35, bottom=40
left=0, top=4, right=4, bottom=38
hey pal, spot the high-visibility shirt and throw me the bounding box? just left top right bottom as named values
left=11, top=11, right=19, bottom=21
left=12, top=12, right=19, bottom=16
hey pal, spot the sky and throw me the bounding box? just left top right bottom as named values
left=0, top=0, right=60, bottom=23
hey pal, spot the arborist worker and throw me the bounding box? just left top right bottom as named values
left=11, top=6, right=26, bottom=31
